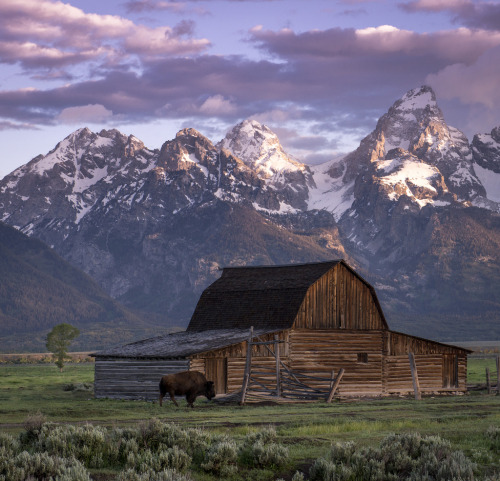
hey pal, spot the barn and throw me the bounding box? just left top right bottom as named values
left=93, top=260, right=471, bottom=401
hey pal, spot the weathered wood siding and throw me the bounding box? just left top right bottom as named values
left=190, top=331, right=289, bottom=394
left=384, top=354, right=467, bottom=394
left=388, top=331, right=466, bottom=355
left=288, top=329, right=385, bottom=395
left=94, top=358, right=189, bottom=400
left=293, top=264, right=385, bottom=330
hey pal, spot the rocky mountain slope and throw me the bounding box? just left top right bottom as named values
left=0, top=222, right=164, bottom=352
left=1, top=86, right=499, bottom=342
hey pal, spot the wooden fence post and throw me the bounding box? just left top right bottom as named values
left=496, top=356, right=499, bottom=395
left=408, top=352, right=421, bottom=400
left=240, top=326, right=254, bottom=405
left=327, top=368, right=345, bottom=403
left=486, top=367, right=491, bottom=394
left=274, top=334, right=281, bottom=397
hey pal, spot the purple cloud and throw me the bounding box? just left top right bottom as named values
left=400, top=0, right=500, bottom=31
left=1, top=12, right=499, bottom=154
left=0, top=0, right=210, bottom=72
left=249, top=24, right=500, bottom=64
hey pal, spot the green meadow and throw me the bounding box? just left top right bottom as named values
left=0, top=360, right=498, bottom=480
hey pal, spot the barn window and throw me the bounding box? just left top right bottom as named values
left=357, top=353, right=368, bottom=363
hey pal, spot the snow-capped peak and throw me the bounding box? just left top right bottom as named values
left=397, top=85, right=438, bottom=113
left=220, top=119, right=305, bottom=178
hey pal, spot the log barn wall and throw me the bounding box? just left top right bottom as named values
left=190, top=331, right=290, bottom=394
left=294, top=264, right=386, bottom=331
left=190, top=328, right=468, bottom=397
left=94, top=359, right=189, bottom=400
left=388, top=331, right=465, bottom=355
left=384, top=354, right=467, bottom=394
left=288, top=329, right=384, bottom=395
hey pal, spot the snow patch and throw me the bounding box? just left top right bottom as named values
left=378, top=159, right=439, bottom=192
left=474, top=163, right=500, bottom=202
left=399, top=88, right=435, bottom=111
left=73, top=166, right=108, bottom=193
left=252, top=201, right=299, bottom=215
left=307, top=157, right=354, bottom=221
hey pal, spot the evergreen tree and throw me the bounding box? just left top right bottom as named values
left=46, top=323, right=80, bottom=372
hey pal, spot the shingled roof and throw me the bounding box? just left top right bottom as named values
left=94, top=328, right=278, bottom=359
left=187, top=260, right=343, bottom=332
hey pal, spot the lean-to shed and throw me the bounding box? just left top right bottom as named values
left=94, top=260, right=471, bottom=400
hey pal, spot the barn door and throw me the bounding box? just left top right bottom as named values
left=442, top=354, right=458, bottom=388
left=205, top=358, right=227, bottom=394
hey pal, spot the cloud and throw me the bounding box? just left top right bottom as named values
left=425, top=44, right=500, bottom=135
left=57, top=104, right=114, bottom=124
left=400, top=0, right=500, bottom=31
left=0, top=120, right=38, bottom=131
left=124, top=1, right=189, bottom=14
left=123, top=0, right=280, bottom=13
left=427, top=45, right=500, bottom=108
left=199, top=95, right=237, bottom=115
left=249, top=24, right=500, bottom=64
left=1, top=16, right=499, bottom=147
left=0, top=0, right=210, bottom=72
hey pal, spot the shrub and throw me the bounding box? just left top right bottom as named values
left=63, top=383, right=93, bottom=392
left=240, top=425, right=289, bottom=468
left=244, top=440, right=289, bottom=468
left=309, top=433, right=475, bottom=481
left=486, top=425, right=500, bottom=451
left=36, top=423, right=109, bottom=468
left=276, top=471, right=305, bottom=481
left=0, top=450, right=90, bottom=481
left=201, top=438, right=238, bottom=476
left=20, top=411, right=46, bottom=446
left=243, top=425, right=278, bottom=446
left=137, top=419, right=211, bottom=464
left=0, top=433, right=19, bottom=454
left=126, top=446, right=191, bottom=474
left=117, top=468, right=193, bottom=481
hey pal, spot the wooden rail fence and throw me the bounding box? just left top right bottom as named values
left=240, top=327, right=345, bottom=404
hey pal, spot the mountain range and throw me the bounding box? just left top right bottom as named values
left=0, top=222, right=171, bottom=352
left=1, top=85, right=499, bottom=349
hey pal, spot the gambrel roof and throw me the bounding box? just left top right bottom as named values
left=187, top=259, right=388, bottom=331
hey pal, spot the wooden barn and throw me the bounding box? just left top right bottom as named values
left=93, top=260, right=471, bottom=401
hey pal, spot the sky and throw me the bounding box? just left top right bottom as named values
left=1, top=0, right=500, bottom=178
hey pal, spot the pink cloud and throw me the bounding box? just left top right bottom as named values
left=57, top=104, right=114, bottom=124
left=250, top=24, right=500, bottom=64
left=400, top=0, right=500, bottom=31
left=199, top=95, right=237, bottom=116
left=427, top=46, right=500, bottom=109
left=0, top=0, right=210, bottom=70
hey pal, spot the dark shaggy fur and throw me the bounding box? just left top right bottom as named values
left=159, top=370, right=215, bottom=408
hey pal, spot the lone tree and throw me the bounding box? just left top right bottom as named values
left=46, top=323, right=80, bottom=372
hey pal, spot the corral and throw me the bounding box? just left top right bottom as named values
left=93, top=260, right=471, bottom=401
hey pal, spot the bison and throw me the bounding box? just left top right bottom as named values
left=159, top=370, right=216, bottom=408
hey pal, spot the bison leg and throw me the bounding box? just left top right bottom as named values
left=186, top=392, right=196, bottom=408
left=159, top=393, right=164, bottom=407
left=169, top=391, right=179, bottom=407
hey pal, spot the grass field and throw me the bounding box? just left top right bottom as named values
left=0, top=360, right=498, bottom=480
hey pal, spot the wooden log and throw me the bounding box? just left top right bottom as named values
left=486, top=367, right=491, bottom=394
left=327, top=368, right=345, bottom=403
left=497, top=356, right=500, bottom=395
left=274, top=335, right=281, bottom=397
left=240, top=326, right=254, bottom=405
left=408, top=352, right=421, bottom=400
